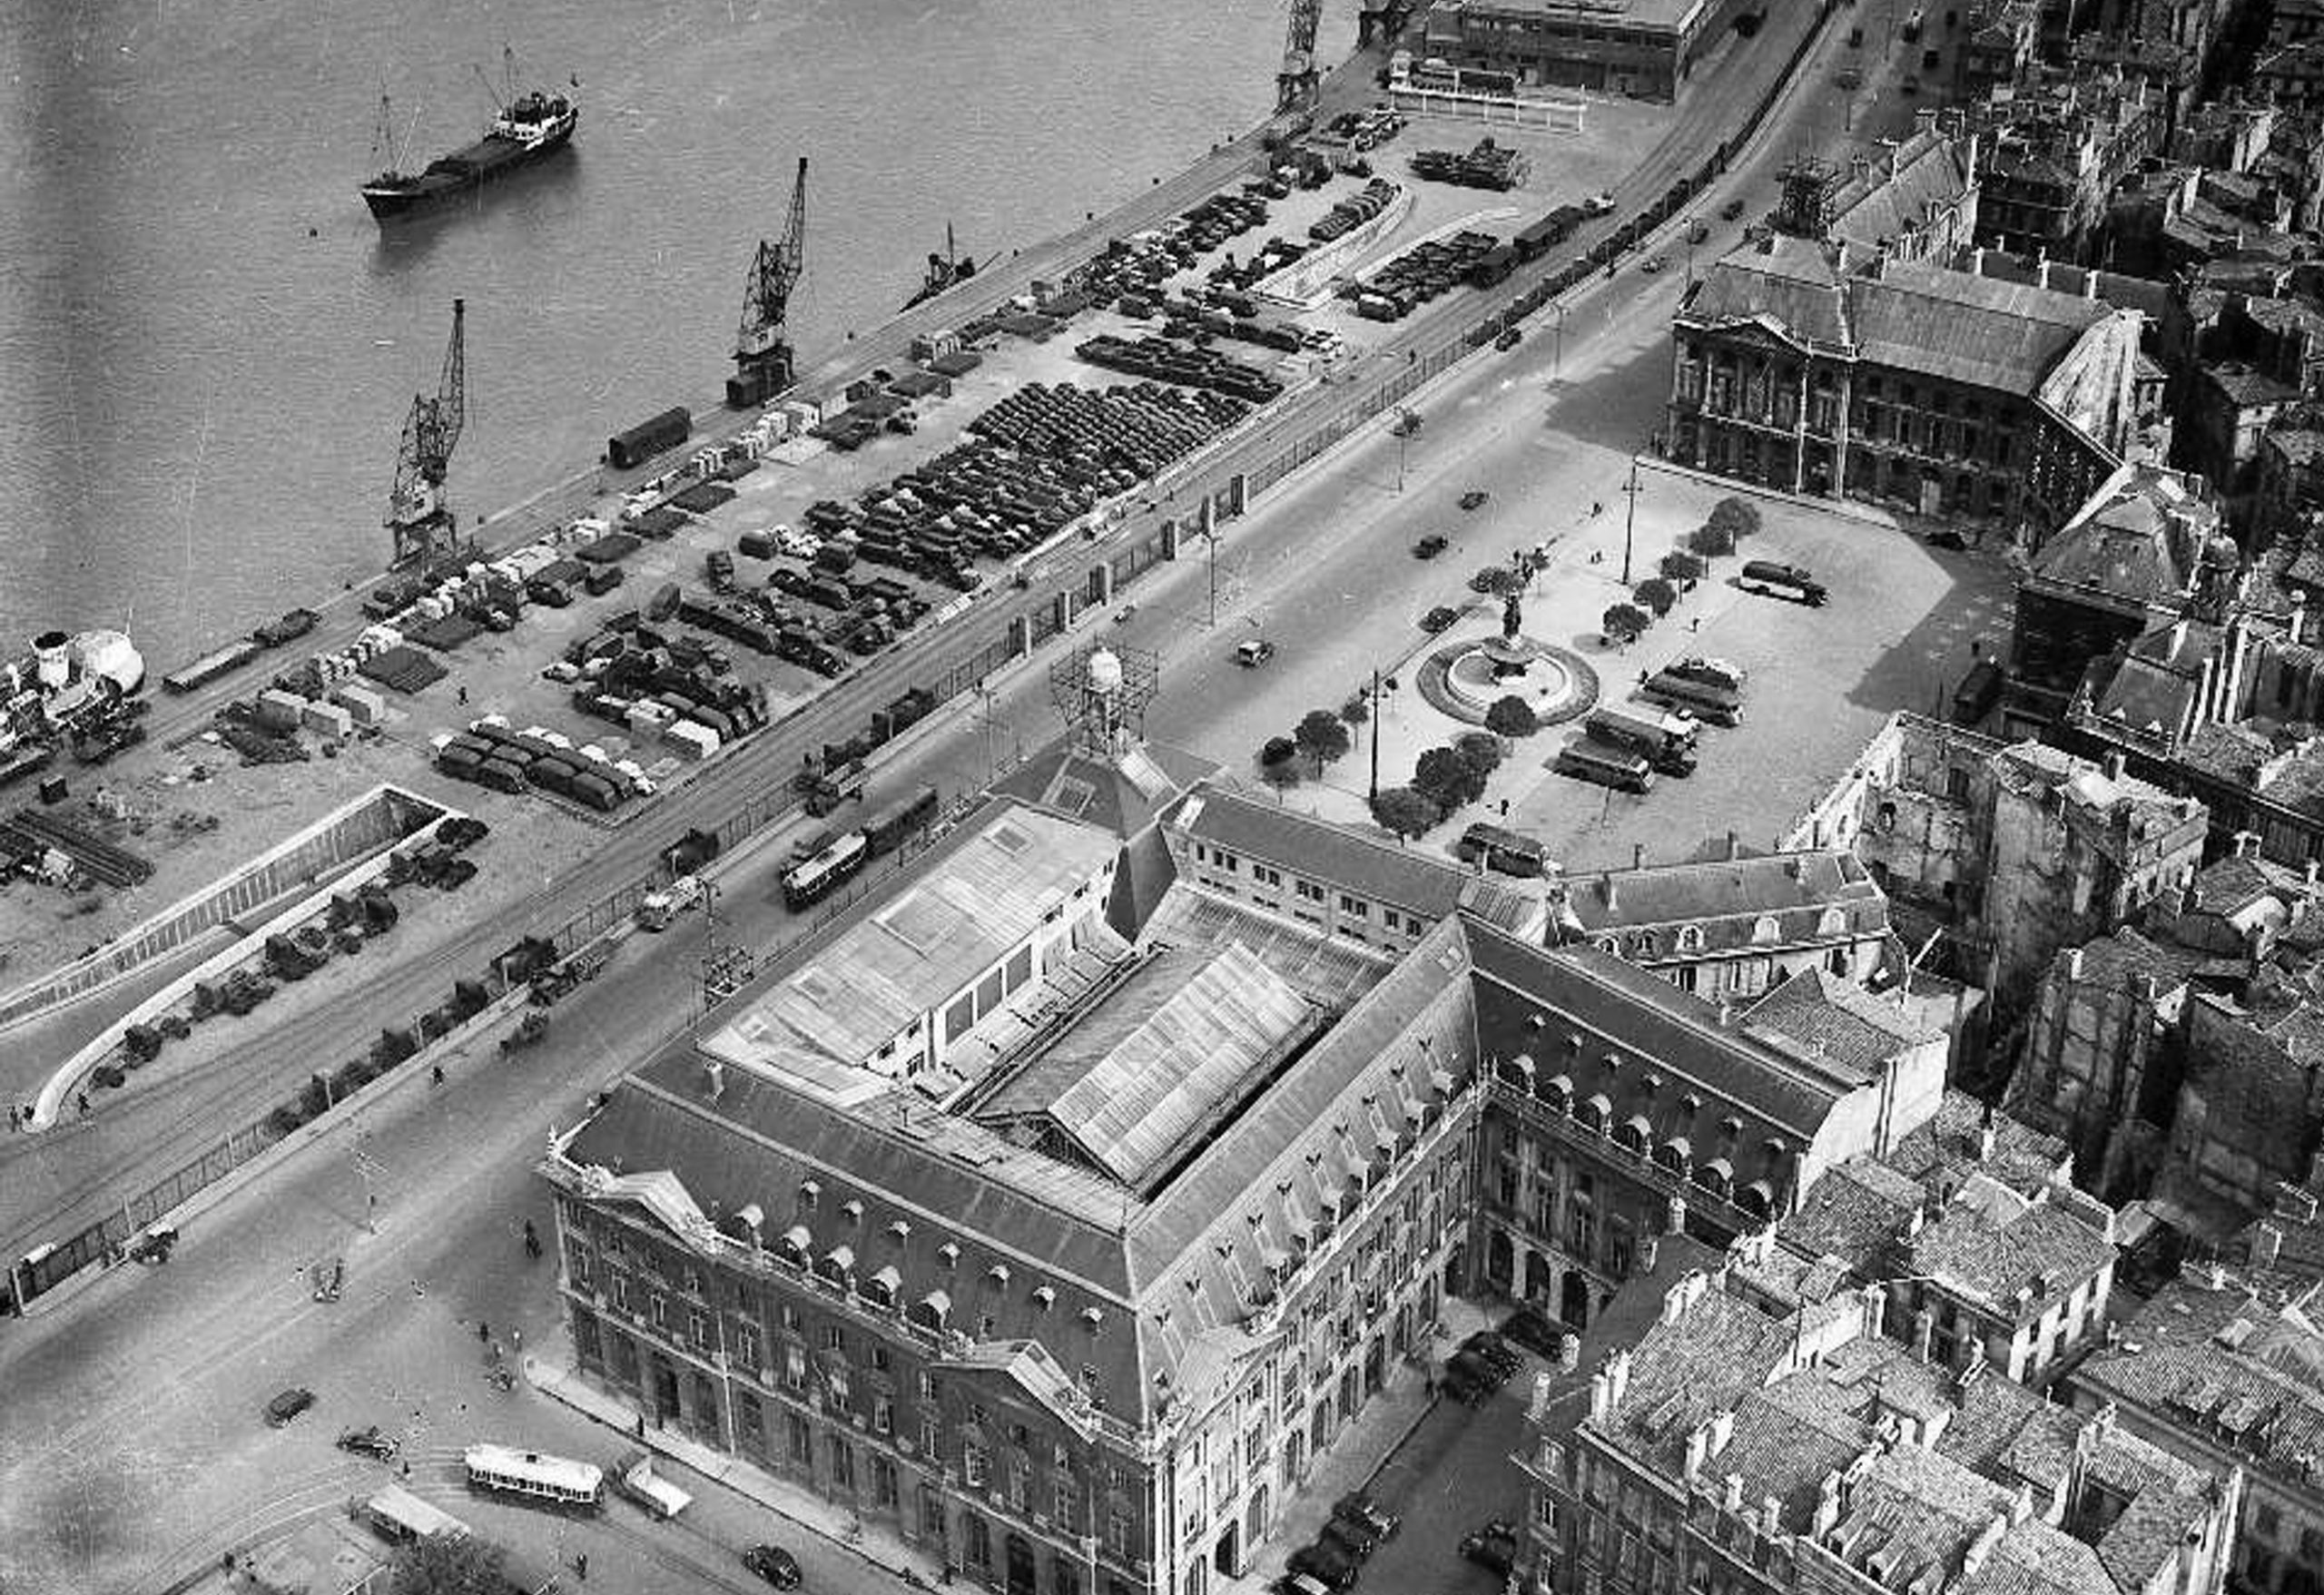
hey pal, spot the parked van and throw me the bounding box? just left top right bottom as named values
left=1640, top=672, right=1744, bottom=727
left=1554, top=742, right=1654, bottom=794
left=1585, top=704, right=1698, bottom=776
left=1455, top=822, right=1551, bottom=878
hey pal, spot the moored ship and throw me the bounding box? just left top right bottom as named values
left=362, top=51, right=578, bottom=222
left=902, top=222, right=978, bottom=310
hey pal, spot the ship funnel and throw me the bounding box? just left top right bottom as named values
left=32, top=632, right=71, bottom=692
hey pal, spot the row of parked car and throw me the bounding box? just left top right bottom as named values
left=1280, top=1491, right=1403, bottom=1592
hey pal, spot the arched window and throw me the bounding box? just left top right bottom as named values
left=1817, top=907, right=1848, bottom=938
left=1617, top=1114, right=1652, bottom=1155
left=1677, top=925, right=1703, bottom=952
left=1694, top=1157, right=1734, bottom=1199
left=1751, top=915, right=1781, bottom=944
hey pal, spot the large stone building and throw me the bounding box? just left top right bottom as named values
left=1412, top=0, right=1764, bottom=103
left=1665, top=234, right=2140, bottom=530
left=1523, top=1260, right=2244, bottom=1595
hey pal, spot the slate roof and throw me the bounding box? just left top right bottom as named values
left=1856, top=261, right=2114, bottom=394
left=1779, top=1157, right=1925, bottom=1275
left=1828, top=129, right=1973, bottom=254
left=1168, top=783, right=1537, bottom=933
left=1885, top=1089, right=2073, bottom=1198
left=1680, top=235, right=1852, bottom=349
left=1561, top=851, right=1888, bottom=959
left=2029, top=467, right=2210, bottom=606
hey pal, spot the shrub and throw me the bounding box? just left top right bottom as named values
left=1634, top=576, right=1678, bottom=617
left=93, top=1065, right=126, bottom=1090
left=1484, top=696, right=1539, bottom=737
left=1371, top=785, right=1443, bottom=839
left=1602, top=603, right=1650, bottom=643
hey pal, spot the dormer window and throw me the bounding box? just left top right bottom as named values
left=1082, top=1306, right=1106, bottom=1334
left=1678, top=925, right=1703, bottom=952
left=799, top=1179, right=821, bottom=1211
left=938, top=1241, right=960, bottom=1268
left=889, top=1219, right=911, bottom=1244
left=1034, top=1285, right=1057, bottom=1311
left=988, top=1263, right=1011, bottom=1290
left=842, top=1198, right=865, bottom=1225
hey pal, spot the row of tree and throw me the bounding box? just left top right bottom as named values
left=1603, top=495, right=1761, bottom=644
left=1370, top=729, right=1511, bottom=839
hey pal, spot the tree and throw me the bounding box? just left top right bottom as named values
left=389, top=1534, right=507, bottom=1595
left=1371, top=785, right=1443, bottom=840
left=1688, top=522, right=1736, bottom=559
left=1469, top=565, right=1521, bottom=596
left=1295, top=709, right=1353, bottom=772
left=1259, top=735, right=1301, bottom=788
left=1660, top=550, right=1706, bottom=581
left=1602, top=603, right=1649, bottom=644
left=1707, top=495, right=1761, bottom=543
left=1484, top=696, right=1539, bottom=737
left=1414, top=744, right=1489, bottom=811
left=1634, top=576, right=1678, bottom=617
left=1339, top=694, right=1370, bottom=729
left=1454, top=731, right=1505, bottom=774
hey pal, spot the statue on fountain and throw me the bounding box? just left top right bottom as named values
left=1501, top=586, right=1523, bottom=644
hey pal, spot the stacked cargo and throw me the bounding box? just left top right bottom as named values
left=1175, top=191, right=1270, bottom=252
left=1073, top=335, right=1283, bottom=402
left=1409, top=138, right=1528, bottom=191
left=1348, top=230, right=1501, bottom=321
left=1308, top=178, right=1400, bottom=244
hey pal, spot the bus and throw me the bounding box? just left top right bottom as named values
left=1738, top=559, right=1827, bottom=606
left=862, top=784, right=940, bottom=858
left=462, top=1443, right=604, bottom=1513
left=1454, top=822, right=1551, bottom=878
left=783, top=830, right=869, bottom=911
left=1640, top=673, right=1744, bottom=728
left=356, top=1483, right=473, bottom=1544
left=1554, top=743, right=1655, bottom=795
left=1585, top=705, right=1699, bottom=777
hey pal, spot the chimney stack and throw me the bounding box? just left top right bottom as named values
left=2102, top=750, right=2126, bottom=783
left=1727, top=828, right=1741, bottom=861
left=705, top=1058, right=726, bottom=1100
left=2255, top=1222, right=2284, bottom=1266
left=1723, top=1472, right=1745, bottom=1512
left=1634, top=842, right=1647, bottom=871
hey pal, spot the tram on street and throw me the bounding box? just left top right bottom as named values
left=462, top=1442, right=604, bottom=1513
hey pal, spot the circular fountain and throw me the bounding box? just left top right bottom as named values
left=1416, top=586, right=1598, bottom=727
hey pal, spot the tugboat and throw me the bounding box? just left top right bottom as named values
left=361, top=48, right=578, bottom=222
left=902, top=222, right=979, bottom=310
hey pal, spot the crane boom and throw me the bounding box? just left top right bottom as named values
left=728, top=157, right=808, bottom=408
left=387, top=298, right=467, bottom=568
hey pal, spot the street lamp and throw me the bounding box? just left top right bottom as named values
left=1366, top=668, right=1401, bottom=804
left=1619, top=458, right=1642, bottom=586
left=1551, top=302, right=1565, bottom=381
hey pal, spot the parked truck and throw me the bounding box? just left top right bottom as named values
left=613, top=1451, right=693, bottom=1520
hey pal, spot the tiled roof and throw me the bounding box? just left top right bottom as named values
left=1780, top=1157, right=1925, bottom=1274
left=2203, top=363, right=2301, bottom=409
left=2075, top=1277, right=2324, bottom=1492
left=1905, top=1195, right=2116, bottom=1314
left=1828, top=130, right=1973, bottom=253
left=1746, top=967, right=1942, bottom=1078
left=1885, top=1089, right=2073, bottom=1199
left=1560, top=852, right=1888, bottom=958
left=2088, top=655, right=2198, bottom=741
left=2029, top=468, right=2206, bottom=604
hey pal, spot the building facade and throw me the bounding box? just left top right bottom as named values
left=1413, top=0, right=1765, bottom=103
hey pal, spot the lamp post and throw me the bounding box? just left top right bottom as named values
left=1552, top=301, right=1565, bottom=380
left=1619, top=457, right=1642, bottom=586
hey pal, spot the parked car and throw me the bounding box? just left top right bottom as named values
left=1287, top=1541, right=1360, bottom=1590
left=1459, top=489, right=1490, bottom=511
left=266, top=1387, right=316, bottom=1427
left=1666, top=655, right=1748, bottom=692
left=1321, top=1516, right=1382, bottom=1561
left=1640, top=253, right=1669, bottom=274
left=1688, top=219, right=1710, bottom=244
left=1421, top=605, right=1461, bottom=634
left=743, top=1544, right=803, bottom=1588
left=1235, top=639, right=1277, bottom=667
left=1413, top=534, right=1449, bottom=560
left=1720, top=197, right=1747, bottom=221
left=1462, top=1520, right=1519, bottom=1576
left=1584, top=190, right=1617, bottom=215
left=1334, top=1492, right=1402, bottom=1541
left=1927, top=527, right=1970, bottom=549
left=335, top=1424, right=399, bottom=1461
left=1502, top=1305, right=1568, bottom=1359
left=1494, top=325, right=1522, bottom=350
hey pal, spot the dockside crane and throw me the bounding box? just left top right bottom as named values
left=387, top=297, right=467, bottom=569
left=727, top=156, right=808, bottom=409
left=1276, top=0, right=1323, bottom=116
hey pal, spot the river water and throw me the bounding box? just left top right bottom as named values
left=0, top=0, right=1348, bottom=667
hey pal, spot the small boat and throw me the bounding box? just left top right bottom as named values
left=903, top=222, right=978, bottom=310
left=361, top=48, right=578, bottom=222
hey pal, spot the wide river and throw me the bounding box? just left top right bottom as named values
left=0, top=0, right=1351, bottom=666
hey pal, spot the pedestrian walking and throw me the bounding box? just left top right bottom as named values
left=6, top=1105, right=17, bottom=1132
left=412, top=1279, right=425, bottom=1298
left=478, top=1321, right=490, bottom=1344
left=635, top=1412, right=646, bottom=1439
left=75, top=1093, right=89, bottom=1117
left=574, top=1552, right=587, bottom=1581
left=511, top=1327, right=522, bottom=1353
left=430, top=1064, right=445, bottom=1086
left=1689, top=616, right=1701, bottom=633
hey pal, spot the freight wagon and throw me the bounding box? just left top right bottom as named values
left=606, top=407, right=693, bottom=471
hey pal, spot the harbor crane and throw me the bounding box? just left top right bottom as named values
left=1276, top=0, right=1323, bottom=115
left=386, top=297, right=467, bottom=568
left=728, top=156, right=808, bottom=409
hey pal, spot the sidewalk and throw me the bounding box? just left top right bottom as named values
left=526, top=1353, right=948, bottom=1590
left=1222, top=1294, right=1500, bottom=1594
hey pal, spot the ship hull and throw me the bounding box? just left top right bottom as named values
left=362, top=115, right=576, bottom=222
